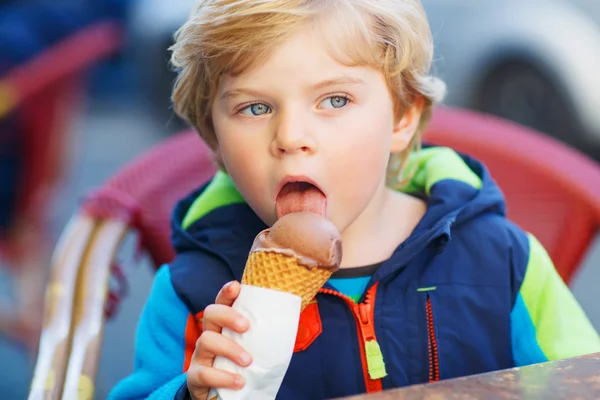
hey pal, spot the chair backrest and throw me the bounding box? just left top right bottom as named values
left=81, top=131, right=217, bottom=267
left=424, top=107, right=600, bottom=283
left=0, top=20, right=123, bottom=234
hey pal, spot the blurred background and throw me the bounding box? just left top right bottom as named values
left=1, top=0, right=600, bottom=398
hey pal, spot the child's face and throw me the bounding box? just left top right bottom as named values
left=211, top=25, right=420, bottom=232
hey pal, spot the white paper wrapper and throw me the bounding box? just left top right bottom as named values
left=208, top=284, right=302, bottom=400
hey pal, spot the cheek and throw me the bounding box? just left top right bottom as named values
left=220, top=138, right=262, bottom=188
left=322, top=109, right=392, bottom=208
left=211, top=111, right=275, bottom=223
left=330, top=110, right=393, bottom=175
left=214, top=117, right=260, bottom=174
left=217, top=133, right=273, bottom=215
left=219, top=138, right=253, bottom=171
left=328, top=137, right=389, bottom=191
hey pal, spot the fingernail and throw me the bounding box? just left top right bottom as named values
left=223, top=281, right=233, bottom=290
left=240, top=352, right=252, bottom=366
left=234, top=376, right=245, bottom=389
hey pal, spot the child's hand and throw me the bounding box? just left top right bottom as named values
left=187, top=281, right=252, bottom=400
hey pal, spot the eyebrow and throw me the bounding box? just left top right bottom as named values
left=219, top=76, right=366, bottom=101
left=312, top=76, right=366, bottom=90
left=220, top=88, right=265, bottom=101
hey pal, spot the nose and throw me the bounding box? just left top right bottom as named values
left=271, top=109, right=316, bottom=157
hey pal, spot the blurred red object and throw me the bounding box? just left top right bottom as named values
left=0, top=19, right=123, bottom=377
left=82, top=131, right=217, bottom=268
left=28, top=107, right=600, bottom=398
left=0, top=20, right=123, bottom=260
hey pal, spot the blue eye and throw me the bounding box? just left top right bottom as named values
left=320, top=96, right=349, bottom=109
left=239, top=103, right=271, bottom=116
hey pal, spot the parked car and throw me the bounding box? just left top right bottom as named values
left=129, top=0, right=600, bottom=157
left=423, top=0, right=600, bottom=157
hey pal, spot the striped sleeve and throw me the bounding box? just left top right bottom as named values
left=109, top=265, right=197, bottom=399
left=510, top=233, right=600, bottom=366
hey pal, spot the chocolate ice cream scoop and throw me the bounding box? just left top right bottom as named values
left=251, top=212, right=342, bottom=270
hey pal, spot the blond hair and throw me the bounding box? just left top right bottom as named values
left=170, top=0, right=446, bottom=185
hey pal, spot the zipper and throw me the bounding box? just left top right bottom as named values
left=425, top=294, right=440, bottom=382
left=319, top=283, right=386, bottom=393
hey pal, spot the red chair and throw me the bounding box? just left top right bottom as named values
left=28, top=131, right=217, bottom=400
left=0, top=20, right=123, bottom=352
left=27, top=107, right=600, bottom=399
left=0, top=20, right=123, bottom=257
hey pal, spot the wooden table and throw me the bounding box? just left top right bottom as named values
left=340, top=353, right=600, bottom=399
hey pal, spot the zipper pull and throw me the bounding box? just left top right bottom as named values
left=356, top=303, right=387, bottom=380
left=365, top=340, right=386, bottom=380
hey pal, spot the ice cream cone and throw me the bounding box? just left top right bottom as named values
left=242, top=251, right=333, bottom=311
left=241, top=212, right=342, bottom=311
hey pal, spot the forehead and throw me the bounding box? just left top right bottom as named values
left=216, top=21, right=380, bottom=93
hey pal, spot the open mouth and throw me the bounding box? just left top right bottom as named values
left=275, top=181, right=327, bottom=219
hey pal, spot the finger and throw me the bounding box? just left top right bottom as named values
left=194, top=330, right=253, bottom=368
left=214, top=281, right=241, bottom=306
left=203, top=303, right=249, bottom=334
left=188, top=365, right=245, bottom=394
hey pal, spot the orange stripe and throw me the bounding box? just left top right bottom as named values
left=183, top=311, right=204, bottom=372
left=360, top=284, right=383, bottom=393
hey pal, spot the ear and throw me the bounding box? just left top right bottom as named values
left=390, top=97, right=425, bottom=153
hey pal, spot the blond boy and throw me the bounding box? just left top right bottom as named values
left=110, top=1, right=600, bottom=399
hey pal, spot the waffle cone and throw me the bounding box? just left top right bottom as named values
left=242, top=251, right=333, bottom=310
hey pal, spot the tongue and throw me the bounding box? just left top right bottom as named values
left=276, top=182, right=327, bottom=219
